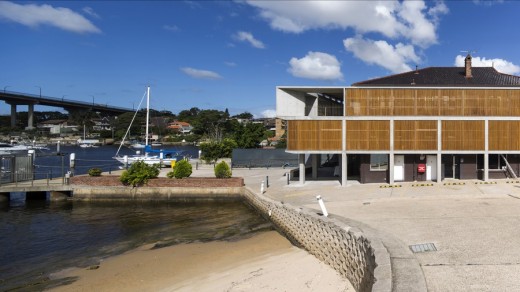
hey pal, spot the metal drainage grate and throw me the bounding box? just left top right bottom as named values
left=409, top=243, right=437, bottom=253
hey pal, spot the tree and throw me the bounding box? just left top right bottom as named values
left=232, top=112, right=253, bottom=120
left=199, top=138, right=237, bottom=163
left=275, top=132, right=287, bottom=149
left=233, top=122, right=265, bottom=148
left=190, top=109, right=226, bottom=138
left=177, top=107, right=200, bottom=123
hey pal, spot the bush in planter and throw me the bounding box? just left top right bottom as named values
left=88, top=168, right=102, bottom=177
left=167, top=159, right=192, bottom=179
left=214, top=161, right=232, bottom=178
left=120, top=161, right=160, bottom=186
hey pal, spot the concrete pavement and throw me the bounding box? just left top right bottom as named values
left=186, top=163, right=520, bottom=291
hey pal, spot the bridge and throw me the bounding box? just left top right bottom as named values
left=0, top=90, right=134, bottom=129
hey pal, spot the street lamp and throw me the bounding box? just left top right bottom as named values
left=34, top=85, right=41, bottom=98
left=3, top=86, right=10, bottom=92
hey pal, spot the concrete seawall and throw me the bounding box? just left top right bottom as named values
left=69, top=185, right=390, bottom=292
left=72, top=186, right=243, bottom=201
left=241, top=187, right=390, bottom=292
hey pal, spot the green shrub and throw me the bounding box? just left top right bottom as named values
left=167, top=159, right=192, bottom=179
left=120, top=160, right=160, bottom=186
left=214, top=161, right=232, bottom=178
left=88, top=168, right=102, bottom=177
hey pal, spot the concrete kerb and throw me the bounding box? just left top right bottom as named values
left=331, top=215, right=427, bottom=292
left=242, top=186, right=393, bottom=292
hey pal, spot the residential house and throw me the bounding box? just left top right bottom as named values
left=167, top=121, right=193, bottom=134
left=37, top=119, right=77, bottom=136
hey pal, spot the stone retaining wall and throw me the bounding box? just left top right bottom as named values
left=72, top=186, right=243, bottom=201
left=242, top=188, right=390, bottom=292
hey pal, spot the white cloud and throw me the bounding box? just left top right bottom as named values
left=344, top=37, right=420, bottom=73
left=288, top=51, right=343, bottom=80
left=233, top=31, right=265, bottom=49
left=224, top=61, right=237, bottom=67
left=261, top=109, right=277, bottom=118
left=454, top=55, right=520, bottom=75
left=163, top=25, right=179, bottom=32
left=82, top=7, right=100, bottom=18
left=246, top=1, right=447, bottom=48
left=0, top=1, right=101, bottom=34
left=181, top=67, right=223, bottom=79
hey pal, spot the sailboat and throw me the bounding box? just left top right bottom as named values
left=114, top=86, right=184, bottom=167
left=77, top=123, right=99, bottom=148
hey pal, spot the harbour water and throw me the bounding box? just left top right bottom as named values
left=1, top=145, right=273, bottom=291
left=33, top=144, right=200, bottom=179
left=0, top=200, right=273, bottom=291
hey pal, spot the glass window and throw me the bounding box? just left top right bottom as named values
left=370, top=154, right=388, bottom=171
left=488, top=154, right=509, bottom=170
left=489, top=154, right=500, bottom=170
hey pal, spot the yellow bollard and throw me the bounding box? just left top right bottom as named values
left=171, top=160, right=176, bottom=169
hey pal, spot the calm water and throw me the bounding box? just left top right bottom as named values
left=1, top=145, right=272, bottom=291
left=33, top=144, right=200, bottom=179
left=0, top=200, right=272, bottom=291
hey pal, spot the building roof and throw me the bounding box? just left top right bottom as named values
left=353, top=66, right=520, bottom=87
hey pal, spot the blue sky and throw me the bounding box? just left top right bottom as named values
left=1, top=1, right=520, bottom=118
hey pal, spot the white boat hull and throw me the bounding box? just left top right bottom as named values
left=114, top=155, right=175, bottom=167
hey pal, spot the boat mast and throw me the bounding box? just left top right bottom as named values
left=145, top=86, right=150, bottom=147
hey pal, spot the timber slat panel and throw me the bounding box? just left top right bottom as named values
left=442, top=121, right=484, bottom=150
left=394, top=120, right=437, bottom=150
left=346, top=88, right=520, bottom=117
left=287, top=120, right=342, bottom=151
left=346, top=121, right=389, bottom=150
left=489, top=121, right=520, bottom=150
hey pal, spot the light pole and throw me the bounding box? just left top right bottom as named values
left=34, top=85, right=41, bottom=98
left=3, top=86, right=10, bottom=92
left=62, top=95, right=67, bottom=101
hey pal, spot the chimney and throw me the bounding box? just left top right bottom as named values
left=465, top=54, right=472, bottom=78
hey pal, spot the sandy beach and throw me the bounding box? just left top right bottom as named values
left=49, top=231, right=353, bottom=292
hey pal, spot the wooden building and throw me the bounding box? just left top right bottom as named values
left=277, top=55, right=520, bottom=185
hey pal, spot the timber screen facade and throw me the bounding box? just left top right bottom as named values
left=280, top=86, right=520, bottom=185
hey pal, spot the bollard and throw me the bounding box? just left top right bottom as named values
left=266, top=176, right=269, bottom=188
left=70, top=153, right=75, bottom=176
left=261, top=180, right=265, bottom=194
left=57, top=141, right=61, bottom=154
left=316, top=195, right=328, bottom=217
left=123, top=155, right=128, bottom=169
left=196, top=162, right=198, bottom=170
left=286, top=172, right=290, bottom=185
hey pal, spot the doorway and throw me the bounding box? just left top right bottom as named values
left=394, top=155, right=405, bottom=181
left=443, top=155, right=460, bottom=179
left=426, top=155, right=437, bottom=181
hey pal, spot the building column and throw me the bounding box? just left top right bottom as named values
left=437, top=119, right=442, bottom=183
left=10, top=103, right=16, bottom=128
left=27, top=103, right=34, bottom=130
left=341, top=119, right=347, bottom=187
left=484, top=119, right=489, bottom=181
left=299, top=154, right=305, bottom=184
left=311, top=154, right=319, bottom=179
left=389, top=119, right=394, bottom=184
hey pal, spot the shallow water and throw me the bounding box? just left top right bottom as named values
left=0, top=200, right=272, bottom=291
